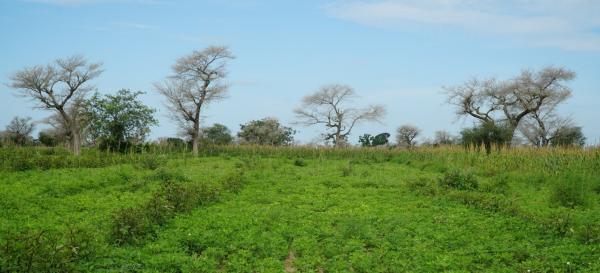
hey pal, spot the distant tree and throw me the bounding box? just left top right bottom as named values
left=83, top=89, right=158, bottom=152
left=434, top=130, right=454, bottom=145
left=238, top=118, right=295, bottom=146
left=359, top=133, right=390, bottom=147
left=10, top=55, right=103, bottom=155
left=445, top=67, right=575, bottom=144
left=551, top=126, right=586, bottom=147
left=396, top=125, right=421, bottom=148
left=4, top=116, right=35, bottom=145
left=460, top=121, right=512, bottom=154
left=372, top=133, right=391, bottom=146
left=201, top=123, right=233, bottom=145
left=294, top=84, right=386, bottom=147
left=155, top=46, right=234, bottom=156
left=358, top=134, right=373, bottom=147
left=38, top=130, right=60, bottom=147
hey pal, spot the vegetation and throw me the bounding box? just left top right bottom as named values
left=237, top=118, right=295, bottom=146
left=1, top=146, right=599, bottom=272
left=84, top=89, right=158, bottom=152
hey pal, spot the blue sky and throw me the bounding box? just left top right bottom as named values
left=1, top=0, right=599, bottom=144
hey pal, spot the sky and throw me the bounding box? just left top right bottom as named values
left=1, top=0, right=599, bottom=145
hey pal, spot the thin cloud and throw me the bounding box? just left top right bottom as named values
left=326, top=0, right=600, bottom=51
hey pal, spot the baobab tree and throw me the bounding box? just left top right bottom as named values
left=294, top=84, right=386, bottom=147
left=396, top=124, right=421, bottom=148
left=445, top=66, right=575, bottom=144
left=9, top=55, right=103, bottom=155
left=155, top=46, right=234, bottom=156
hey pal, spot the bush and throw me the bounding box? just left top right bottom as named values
left=438, top=169, right=479, bottom=190
left=482, top=174, right=510, bottom=194
left=222, top=170, right=246, bottom=193
left=549, top=174, right=591, bottom=209
left=0, top=227, right=96, bottom=273
left=407, top=177, right=437, bottom=196
left=110, top=207, right=151, bottom=246
left=293, top=158, right=307, bottom=167
left=135, top=155, right=167, bottom=170
left=341, top=162, right=353, bottom=177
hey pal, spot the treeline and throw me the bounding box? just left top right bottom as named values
left=2, top=46, right=588, bottom=155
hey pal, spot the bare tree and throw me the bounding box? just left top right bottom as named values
left=294, top=84, right=386, bottom=147
left=396, top=124, right=421, bottom=148
left=444, top=66, right=575, bottom=144
left=434, top=130, right=454, bottom=145
left=9, top=56, right=103, bottom=155
left=445, top=78, right=498, bottom=123
left=519, top=112, right=573, bottom=147
left=155, top=46, right=234, bottom=156
left=4, top=116, right=35, bottom=145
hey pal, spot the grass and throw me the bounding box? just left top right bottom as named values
left=0, top=146, right=599, bottom=272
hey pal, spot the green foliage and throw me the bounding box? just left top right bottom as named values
left=551, top=126, right=586, bottom=147
left=460, top=121, right=512, bottom=154
left=84, top=89, right=158, bottom=152
left=237, top=118, right=295, bottom=146
left=549, top=173, right=592, bottom=208
left=0, top=227, right=97, bottom=273
left=439, top=169, right=480, bottom=190
left=135, top=155, right=167, bottom=170
left=1, top=146, right=600, bottom=272
left=358, top=133, right=390, bottom=147
left=201, top=123, right=233, bottom=145
left=293, top=158, right=307, bottom=167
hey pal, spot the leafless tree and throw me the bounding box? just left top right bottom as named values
left=4, top=116, right=35, bottom=145
left=9, top=55, right=103, bottom=155
left=294, top=84, right=386, bottom=147
left=519, top=111, right=573, bottom=147
left=155, top=46, right=234, bottom=156
left=396, top=124, right=421, bottom=148
left=444, top=66, right=575, bottom=144
left=434, top=130, right=454, bottom=145
left=445, top=78, right=498, bottom=123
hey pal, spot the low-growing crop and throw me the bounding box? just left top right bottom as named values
left=438, top=169, right=480, bottom=190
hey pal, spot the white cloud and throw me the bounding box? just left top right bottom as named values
left=326, top=0, right=600, bottom=51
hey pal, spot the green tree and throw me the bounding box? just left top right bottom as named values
left=84, top=89, right=158, bottom=152
left=551, top=126, right=586, bottom=147
left=201, top=124, right=233, bottom=145
left=460, top=121, right=512, bottom=154
left=237, top=118, right=295, bottom=146
left=358, top=134, right=373, bottom=147
left=359, top=133, right=390, bottom=147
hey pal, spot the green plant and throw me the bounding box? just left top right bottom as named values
left=135, top=155, right=167, bottom=170
left=110, top=207, right=151, bottom=245
left=222, top=170, right=246, bottom=193
left=0, top=227, right=96, bottom=273
left=549, top=174, right=591, bottom=208
left=293, top=158, right=307, bottom=167
left=438, top=169, right=479, bottom=190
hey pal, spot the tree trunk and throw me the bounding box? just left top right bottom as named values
left=71, top=127, right=81, bottom=156
left=191, top=121, right=200, bottom=156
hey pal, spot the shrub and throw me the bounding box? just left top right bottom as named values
left=135, top=155, right=167, bottom=170
left=438, top=169, right=479, bottom=190
left=110, top=207, right=151, bottom=246
left=222, top=170, right=246, bottom=193
left=482, top=174, right=510, bottom=194
left=293, top=158, right=307, bottom=167
left=162, top=180, right=200, bottom=213
left=549, top=174, right=591, bottom=209
left=407, top=177, right=437, bottom=196
left=0, top=227, right=96, bottom=273
left=341, top=162, right=353, bottom=177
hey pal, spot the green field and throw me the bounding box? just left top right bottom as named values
left=1, top=147, right=599, bottom=272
